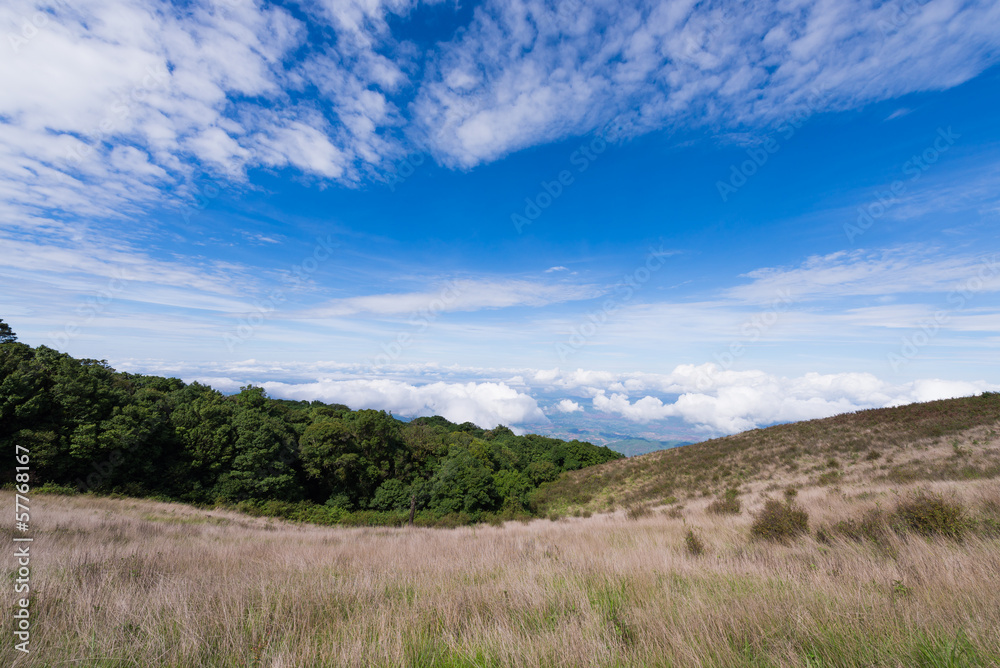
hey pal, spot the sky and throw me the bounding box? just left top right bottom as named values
left=2, top=0, right=1000, bottom=443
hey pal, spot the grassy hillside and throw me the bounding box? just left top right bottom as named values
left=532, top=393, right=1000, bottom=516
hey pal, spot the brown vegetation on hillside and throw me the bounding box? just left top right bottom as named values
left=532, top=393, right=1000, bottom=516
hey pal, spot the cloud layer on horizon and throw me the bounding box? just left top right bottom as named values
left=132, top=358, right=1000, bottom=435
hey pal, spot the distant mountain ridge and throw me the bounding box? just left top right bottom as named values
left=605, top=438, right=692, bottom=457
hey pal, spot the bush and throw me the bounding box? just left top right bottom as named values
left=626, top=505, right=651, bottom=520
left=34, top=482, right=79, bottom=496
left=684, top=528, right=705, bottom=556
left=833, top=507, right=889, bottom=543
left=707, top=487, right=741, bottom=515
left=750, top=499, right=809, bottom=542
left=893, top=492, right=967, bottom=539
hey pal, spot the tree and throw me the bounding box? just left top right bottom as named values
left=428, top=448, right=499, bottom=515
left=299, top=417, right=365, bottom=508
left=299, top=409, right=408, bottom=508
left=215, top=386, right=302, bottom=502
left=0, top=319, right=17, bottom=344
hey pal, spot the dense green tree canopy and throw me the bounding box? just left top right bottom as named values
left=0, top=339, right=623, bottom=525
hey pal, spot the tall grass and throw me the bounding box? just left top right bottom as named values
left=4, top=479, right=1000, bottom=667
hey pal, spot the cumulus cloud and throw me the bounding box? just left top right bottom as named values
left=553, top=398, right=583, bottom=413
left=154, top=359, right=1000, bottom=437
left=589, top=365, right=1000, bottom=434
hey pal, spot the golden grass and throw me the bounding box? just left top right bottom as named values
left=4, top=480, right=1000, bottom=667
left=534, top=397, right=1000, bottom=516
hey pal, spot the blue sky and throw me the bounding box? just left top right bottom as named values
left=2, top=0, right=1000, bottom=442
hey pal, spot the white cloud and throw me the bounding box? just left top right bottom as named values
left=304, top=279, right=602, bottom=317
left=413, top=0, right=1000, bottom=166
left=131, top=358, right=1000, bottom=437
left=727, top=247, right=1000, bottom=304
left=3, top=0, right=999, bottom=226
left=192, top=376, right=546, bottom=429
left=589, top=365, right=1000, bottom=434
left=0, top=0, right=410, bottom=227
left=553, top=398, right=583, bottom=413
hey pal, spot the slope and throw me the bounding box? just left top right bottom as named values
left=532, top=393, right=1000, bottom=515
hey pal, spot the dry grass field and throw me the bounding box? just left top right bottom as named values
left=4, top=476, right=1000, bottom=667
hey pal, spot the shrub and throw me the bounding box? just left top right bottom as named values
left=684, top=528, right=705, bottom=556
left=893, top=492, right=967, bottom=539
left=783, top=486, right=798, bottom=500
left=817, top=471, right=841, bottom=485
left=34, top=482, right=79, bottom=495
left=750, top=499, right=809, bottom=542
left=834, top=507, right=889, bottom=543
left=664, top=505, right=684, bottom=519
left=626, top=505, right=651, bottom=520
left=707, top=487, right=741, bottom=515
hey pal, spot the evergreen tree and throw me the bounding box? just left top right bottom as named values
left=0, top=319, right=16, bottom=344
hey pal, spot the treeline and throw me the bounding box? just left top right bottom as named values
left=0, top=338, right=622, bottom=526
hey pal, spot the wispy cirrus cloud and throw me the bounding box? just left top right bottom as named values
left=302, top=278, right=604, bottom=317
left=725, top=247, right=1000, bottom=304
left=412, top=0, right=1000, bottom=166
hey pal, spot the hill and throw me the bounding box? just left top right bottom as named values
left=532, top=393, right=1000, bottom=515
left=0, top=341, right=621, bottom=525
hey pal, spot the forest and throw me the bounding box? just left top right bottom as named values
left=0, top=327, right=622, bottom=526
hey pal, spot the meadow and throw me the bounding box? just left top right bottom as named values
left=4, top=476, right=1000, bottom=667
